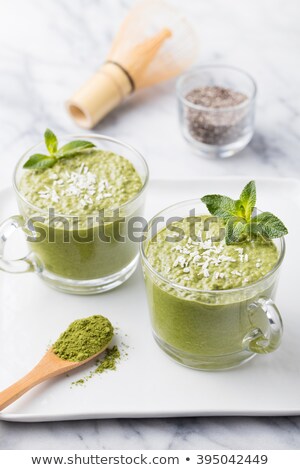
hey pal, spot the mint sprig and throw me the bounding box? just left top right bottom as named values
left=201, top=181, right=288, bottom=244
left=23, top=129, right=96, bottom=170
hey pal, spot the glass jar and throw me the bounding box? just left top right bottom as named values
left=177, top=65, right=257, bottom=158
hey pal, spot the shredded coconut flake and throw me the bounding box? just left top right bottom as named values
left=231, top=270, right=242, bottom=276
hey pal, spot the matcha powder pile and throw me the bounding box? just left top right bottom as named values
left=71, top=345, right=121, bottom=387
left=53, top=315, right=114, bottom=362
left=95, top=346, right=120, bottom=374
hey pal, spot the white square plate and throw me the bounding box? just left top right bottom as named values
left=0, top=178, right=299, bottom=422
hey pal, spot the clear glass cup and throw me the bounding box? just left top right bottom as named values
left=177, top=65, right=257, bottom=158
left=0, top=135, right=149, bottom=294
left=140, top=199, right=284, bottom=370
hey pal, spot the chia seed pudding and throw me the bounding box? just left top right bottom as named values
left=142, top=210, right=282, bottom=369
left=17, top=144, right=147, bottom=291
left=145, top=216, right=278, bottom=291
left=20, top=150, right=142, bottom=215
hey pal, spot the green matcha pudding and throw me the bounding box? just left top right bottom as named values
left=20, top=151, right=142, bottom=216
left=146, top=217, right=278, bottom=291
left=13, top=131, right=148, bottom=293
left=141, top=182, right=287, bottom=370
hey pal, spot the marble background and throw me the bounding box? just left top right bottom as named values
left=0, top=0, right=300, bottom=450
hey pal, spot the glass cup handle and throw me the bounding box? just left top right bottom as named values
left=0, top=216, right=35, bottom=273
left=245, top=297, right=283, bottom=354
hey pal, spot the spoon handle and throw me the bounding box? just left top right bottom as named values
left=0, top=366, right=47, bottom=411
left=0, top=347, right=107, bottom=412
left=0, top=351, right=75, bottom=412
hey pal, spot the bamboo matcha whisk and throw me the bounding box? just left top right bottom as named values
left=67, top=0, right=198, bottom=129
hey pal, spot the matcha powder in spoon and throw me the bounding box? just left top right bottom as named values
left=53, top=315, right=114, bottom=362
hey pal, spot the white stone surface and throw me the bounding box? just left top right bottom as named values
left=0, top=0, right=299, bottom=450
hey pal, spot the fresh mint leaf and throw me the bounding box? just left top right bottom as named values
left=233, top=199, right=246, bottom=219
left=251, top=212, right=288, bottom=239
left=201, top=181, right=288, bottom=244
left=240, top=180, right=256, bottom=221
left=57, top=140, right=96, bottom=157
left=44, top=129, right=58, bottom=155
left=23, top=154, right=57, bottom=169
left=23, top=130, right=96, bottom=170
left=201, top=195, right=237, bottom=221
left=225, top=219, right=246, bottom=245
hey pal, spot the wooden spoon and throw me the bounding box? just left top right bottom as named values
left=0, top=344, right=109, bottom=412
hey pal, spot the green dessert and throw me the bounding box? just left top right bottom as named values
left=146, top=216, right=278, bottom=291
left=142, top=181, right=287, bottom=368
left=20, top=149, right=142, bottom=215
left=18, top=130, right=144, bottom=284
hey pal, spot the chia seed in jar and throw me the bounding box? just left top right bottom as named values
left=185, top=86, right=249, bottom=145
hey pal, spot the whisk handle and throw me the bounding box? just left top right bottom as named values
left=106, top=61, right=135, bottom=92
left=66, top=62, right=132, bottom=129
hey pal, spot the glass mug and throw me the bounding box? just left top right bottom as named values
left=140, top=199, right=284, bottom=370
left=0, top=135, right=149, bottom=294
